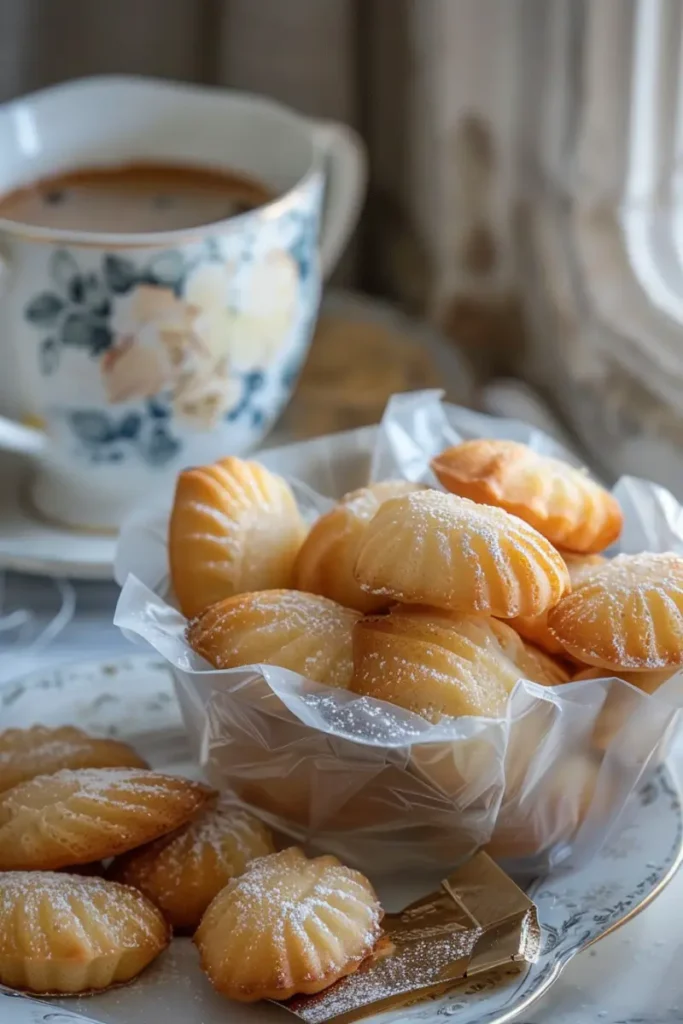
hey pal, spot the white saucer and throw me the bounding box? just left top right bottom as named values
left=0, top=458, right=116, bottom=580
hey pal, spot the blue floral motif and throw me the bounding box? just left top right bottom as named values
left=66, top=407, right=180, bottom=466
left=139, top=421, right=181, bottom=467
left=289, top=210, right=319, bottom=282
left=25, top=193, right=322, bottom=467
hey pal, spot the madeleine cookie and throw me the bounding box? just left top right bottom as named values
left=574, top=666, right=678, bottom=751
left=510, top=554, right=607, bottom=656
left=169, top=456, right=307, bottom=619
left=522, top=645, right=571, bottom=686
left=195, top=847, right=382, bottom=1001
left=487, top=753, right=602, bottom=860
left=187, top=589, right=360, bottom=688
left=548, top=553, right=683, bottom=670
left=351, top=607, right=563, bottom=722
left=0, top=871, right=169, bottom=994
left=0, top=767, right=213, bottom=871
left=0, top=725, right=147, bottom=794
left=294, top=481, right=422, bottom=612
left=354, top=490, right=569, bottom=618
left=431, top=439, right=623, bottom=553
left=573, top=666, right=676, bottom=688
left=388, top=604, right=569, bottom=686
left=110, top=799, right=275, bottom=931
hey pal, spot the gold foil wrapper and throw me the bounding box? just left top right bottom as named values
left=283, top=854, right=539, bottom=1024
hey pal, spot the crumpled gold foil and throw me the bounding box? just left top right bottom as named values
left=282, top=853, right=539, bottom=1024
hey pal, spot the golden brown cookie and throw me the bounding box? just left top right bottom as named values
left=573, top=665, right=678, bottom=751
left=431, top=439, right=623, bottom=553
left=353, top=490, right=570, bottom=618
left=509, top=553, right=607, bottom=655
left=294, top=480, right=422, bottom=612
left=486, top=753, right=603, bottom=860
left=58, top=861, right=105, bottom=877
left=110, top=799, right=275, bottom=931
left=0, top=871, right=170, bottom=994
left=169, top=456, right=307, bottom=619
left=0, top=767, right=213, bottom=870
left=521, top=645, right=572, bottom=686
left=388, top=604, right=570, bottom=686
left=548, top=553, right=683, bottom=670
left=572, top=666, right=676, bottom=688
left=350, top=606, right=564, bottom=722
left=0, top=724, right=147, bottom=794
left=187, top=589, right=360, bottom=688
left=195, top=847, right=382, bottom=1001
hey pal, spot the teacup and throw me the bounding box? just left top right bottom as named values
left=0, top=76, right=365, bottom=529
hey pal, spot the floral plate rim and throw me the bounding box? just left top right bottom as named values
left=0, top=653, right=680, bottom=1024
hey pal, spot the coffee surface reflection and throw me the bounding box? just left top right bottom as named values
left=0, top=161, right=273, bottom=233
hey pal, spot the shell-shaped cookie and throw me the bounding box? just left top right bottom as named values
left=431, top=439, right=623, bottom=553
left=388, top=604, right=569, bottom=687
left=486, top=753, right=602, bottom=860
left=573, top=666, right=676, bottom=688
left=573, top=665, right=679, bottom=752
left=509, top=554, right=608, bottom=656
left=522, top=645, right=571, bottom=686
left=110, top=799, right=275, bottom=931
left=169, top=456, right=307, bottom=619
left=350, top=606, right=563, bottom=722
left=0, top=871, right=170, bottom=994
left=294, top=481, right=422, bottom=612
left=0, top=725, right=147, bottom=794
left=195, top=847, right=382, bottom=1001
left=353, top=491, right=570, bottom=618
left=0, top=767, right=213, bottom=870
left=548, top=553, right=683, bottom=670
left=187, top=589, right=360, bottom=688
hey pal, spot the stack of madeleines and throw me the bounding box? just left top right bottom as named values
left=0, top=724, right=383, bottom=1002
left=171, top=443, right=683, bottom=716
left=166, top=441, right=683, bottom=852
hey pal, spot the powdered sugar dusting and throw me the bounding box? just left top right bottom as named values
left=189, top=590, right=358, bottom=686
left=0, top=727, right=145, bottom=793
left=550, top=552, right=683, bottom=668
left=342, top=480, right=421, bottom=520
left=113, top=799, right=275, bottom=919
left=2, top=767, right=204, bottom=818
left=178, top=799, right=273, bottom=866
left=0, top=871, right=166, bottom=956
left=197, top=848, right=382, bottom=993
left=356, top=490, right=567, bottom=617
left=43, top=766, right=175, bottom=799
left=289, top=927, right=482, bottom=1023
left=0, top=737, right=88, bottom=770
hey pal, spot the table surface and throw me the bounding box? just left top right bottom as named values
left=0, top=572, right=680, bottom=1024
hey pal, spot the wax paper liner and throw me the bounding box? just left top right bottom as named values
left=114, top=390, right=683, bottom=875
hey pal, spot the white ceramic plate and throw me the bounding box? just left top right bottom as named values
left=0, top=654, right=681, bottom=1024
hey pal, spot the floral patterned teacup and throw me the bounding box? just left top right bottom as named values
left=0, top=76, right=365, bottom=529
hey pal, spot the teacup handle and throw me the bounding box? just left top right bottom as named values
left=0, top=251, right=50, bottom=460
left=314, top=121, right=367, bottom=279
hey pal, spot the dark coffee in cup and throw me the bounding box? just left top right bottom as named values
left=0, top=161, right=273, bottom=233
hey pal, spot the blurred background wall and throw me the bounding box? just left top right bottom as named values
left=3, top=0, right=683, bottom=487
left=0, top=0, right=523, bottom=365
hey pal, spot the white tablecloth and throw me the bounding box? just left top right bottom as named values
left=0, top=571, right=680, bottom=1024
